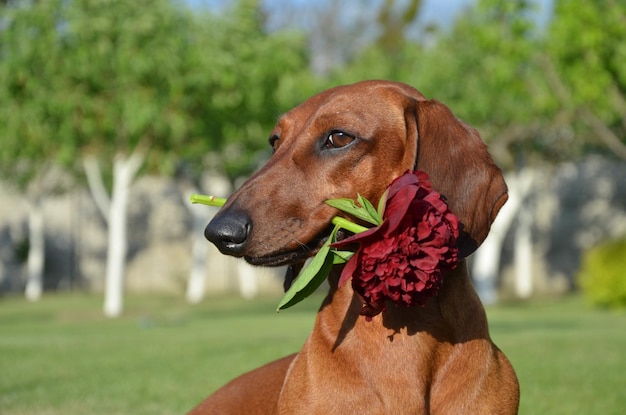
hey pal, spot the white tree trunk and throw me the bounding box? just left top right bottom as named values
left=186, top=211, right=209, bottom=304
left=25, top=199, right=44, bottom=301
left=184, top=174, right=232, bottom=303
left=83, top=155, right=111, bottom=223
left=472, top=196, right=517, bottom=305
left=471, top=230, right=505, bottom=306
left=514, top=207, right=533, bottom=298
left=103, top=153, right=144, bottom=318
left=472, top=168, right=534, bottom=304
left=237, top=261, right=258, bottom=300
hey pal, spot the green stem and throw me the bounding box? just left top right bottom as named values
left=189, top=194, right=227, bottom=207
left=331, top=216, right=369, bottom=234
left=189, top=194, right=370, bottom=235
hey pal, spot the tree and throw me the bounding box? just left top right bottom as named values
left=0, top=0, right=74, bottom=300
left=1, top=0, right=309, bottom=311
left=179, top=0, right=309, bottom=178
left=542, top=0, right=626, bottom=160
left=64, top=0, right=309, bottom=314
left=63, top=0, right=203, bottom=317
left=1, top=0, right=197, bottom=308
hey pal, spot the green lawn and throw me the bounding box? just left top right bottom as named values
left=1, top=293, right=625, bottom=415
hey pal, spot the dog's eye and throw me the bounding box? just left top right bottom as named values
left=325, top=132, right=355, bottom=149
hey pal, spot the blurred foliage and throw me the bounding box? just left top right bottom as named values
left=544, top=0, right=626, bottom=160
left=177, top=0, right=309, bottom=178
left=547, top=0, right=626, bottom=115
left=578, top=238, right=626, bottom=309
left=0, top=0, right=624, bottom=185
left=0, top=0, right=309, bottom=184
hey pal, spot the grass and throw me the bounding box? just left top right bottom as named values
left=1, top=293, right=625, bottom=415
left=488, top=296, right=626, bottom=415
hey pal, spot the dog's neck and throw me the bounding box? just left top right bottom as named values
left=278, top=259, right=506, bottom=413
left=316, top=259, right=491, bottom=349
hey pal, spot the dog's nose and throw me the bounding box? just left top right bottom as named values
left=204, top=209, right=252, bottom=256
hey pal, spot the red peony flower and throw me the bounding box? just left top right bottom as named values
left=332, top=171, right=460, bottom=318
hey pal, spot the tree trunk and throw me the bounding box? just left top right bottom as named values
left=25, top=198, right=44, bottom=301
left=237, top=261, right=258, bottom=300
left=471, top=229, right=505, bottom=306
left=184, top=174, right=232, bottom=303
left=103, top=152, right=144, bottom=318
left=186, top=210, right=209, bottom=304
left=514, top=206, right=533, bottom=298
left=83, top=155, right=111, bottom=223
left=471, top=168, right=534, bottom=304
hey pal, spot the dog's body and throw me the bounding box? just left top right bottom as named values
left=189, top=81, right=519, bottom=414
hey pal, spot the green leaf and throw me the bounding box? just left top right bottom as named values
left=276, top=225, right=339, bottom=311
left=277, top=252, right=334, bottom=311
left=332, top=250, right=354, bottom=264
left=325, top=197, right=360, bottom=215
left=377, top=189, right=388, bottom=219
left=326, top=197, right=380, bottom=226
left=357, top=193, right=382, bottom=225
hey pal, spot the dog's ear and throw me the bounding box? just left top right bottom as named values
left=413, top=99, right=508, bottom=258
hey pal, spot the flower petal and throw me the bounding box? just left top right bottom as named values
left=336, top=170, right=460, bottom=318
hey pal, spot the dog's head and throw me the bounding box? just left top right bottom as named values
left=205, top=80, right=507, bottom=265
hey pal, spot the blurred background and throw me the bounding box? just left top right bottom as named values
left=1, top=0, right=624, bottom=312
left=0, top=0, right=625, bottom=413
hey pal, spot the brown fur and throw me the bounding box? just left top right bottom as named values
left=188, top=80, right=519, bottom=414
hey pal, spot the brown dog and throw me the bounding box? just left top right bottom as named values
left=189, top=80, right=520, bottom=414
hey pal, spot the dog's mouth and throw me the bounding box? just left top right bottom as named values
left=244, top=224, right=352, bottom=267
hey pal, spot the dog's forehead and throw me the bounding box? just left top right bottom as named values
left=275, top=82, right=410, bottom=135
left=300, top=82, right=407, bottom=113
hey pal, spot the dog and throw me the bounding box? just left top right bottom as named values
left=189, top=80, right=520, bottom=414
